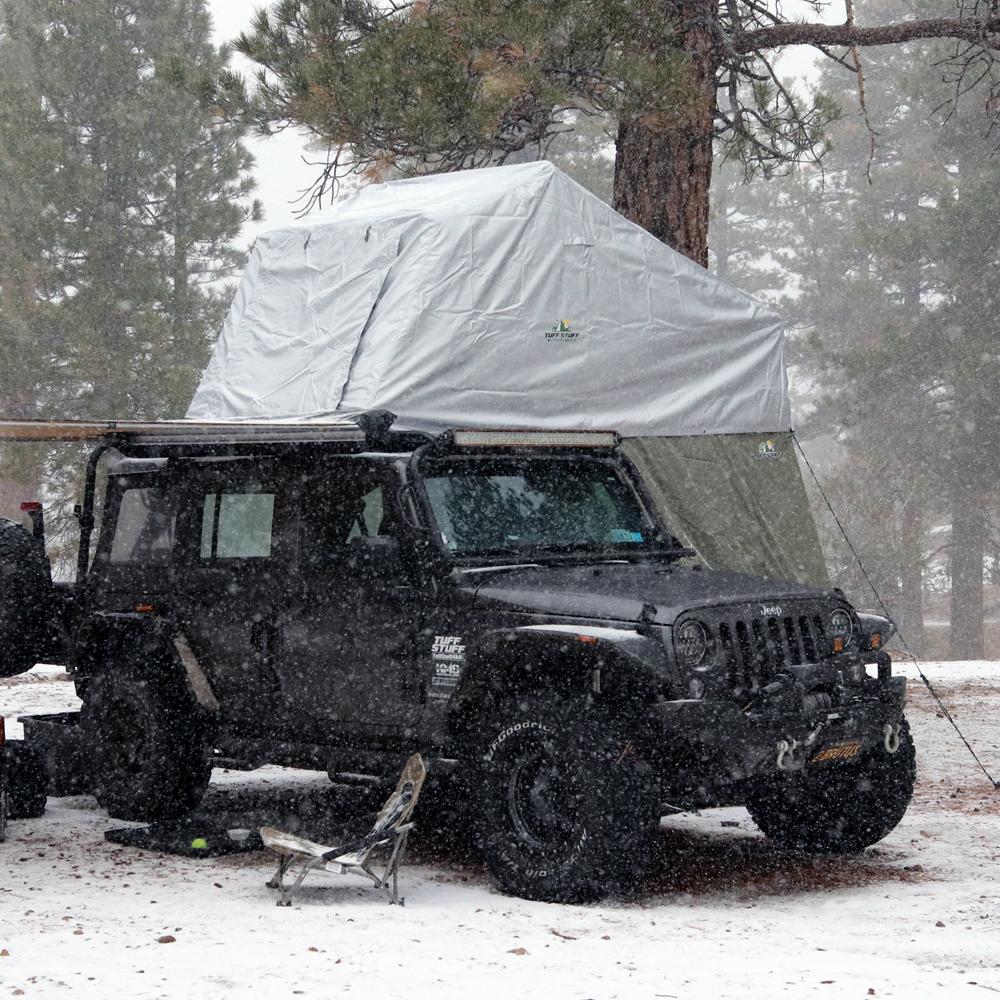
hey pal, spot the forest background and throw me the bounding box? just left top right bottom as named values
left=1, top=0, right=998, bottom=659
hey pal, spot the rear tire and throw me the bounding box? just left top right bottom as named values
left=81, top=671, right=210, bottom=822
left=0, top=519, right=56, bottom=678
left=3, top=743, right=48, bottom=819
left=747, top=718, right=915, bottom=853
left=474, top=694, right=658, bottom=903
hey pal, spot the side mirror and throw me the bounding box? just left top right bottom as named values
left=346, top=535, right=403, bottom=581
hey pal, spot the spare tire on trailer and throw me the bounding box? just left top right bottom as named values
left=0, top=517, right=55, bottom=678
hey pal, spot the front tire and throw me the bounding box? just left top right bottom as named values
left=475, top=695, right=658, bottom=903
left=81, top=671, right=210, bottom=822
left=747, top=717, right=916, bottom=853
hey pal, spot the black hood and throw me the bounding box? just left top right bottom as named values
left=463, top=562, right=834, bottom=626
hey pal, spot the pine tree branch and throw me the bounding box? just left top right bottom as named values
left=732, top=16, right=1000, bottom=53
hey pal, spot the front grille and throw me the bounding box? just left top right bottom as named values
left=713, top=612, right=828, bottom=698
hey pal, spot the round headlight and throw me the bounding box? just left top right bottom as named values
left=676, top=620, right=708, bottom=666
left=829, top=609, right=853, bottom=645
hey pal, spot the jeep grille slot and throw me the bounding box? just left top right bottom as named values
left=711, top=611, right=830, bottom=700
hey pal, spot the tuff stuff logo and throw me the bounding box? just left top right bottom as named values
left=545, top=319, right=578, bottom=341
left=756, top=439, right=780, bottom=460
left=431, top=635, right=465, bottom=662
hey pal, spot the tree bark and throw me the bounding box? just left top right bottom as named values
left=612, top=1, right=719, bottom=267
left=950, top=486, right=985, bottom=660
left=897, top=496, right=925, bottom=654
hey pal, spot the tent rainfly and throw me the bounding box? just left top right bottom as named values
left=188, top=161, right=826, bottom=585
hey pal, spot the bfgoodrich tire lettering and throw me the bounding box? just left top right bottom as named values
left=475, top=695, right=658, bottom=903
left=747, top=717, right=916, bottom=853
left=81, top=671, right=210, bottom=822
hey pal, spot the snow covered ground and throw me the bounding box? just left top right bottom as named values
left=2, top=661, right=1000, bottom=999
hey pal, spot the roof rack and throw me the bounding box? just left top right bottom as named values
left=447, top=429, right=620, bottom=449
left=0, top=417, right=620, bottom=451
left=0, top=418, right=368, bottom=446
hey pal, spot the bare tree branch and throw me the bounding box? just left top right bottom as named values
left=733, top=16, right=1000, bottom=53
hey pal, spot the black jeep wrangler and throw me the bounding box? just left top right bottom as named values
left=0, top=415, right=914, bottom=902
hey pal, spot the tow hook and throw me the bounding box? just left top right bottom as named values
left=883, top=723, right=900, bottom=754
left=776, top=723, right=826, bottom=772
left=776, top=738, right=802, bottom=771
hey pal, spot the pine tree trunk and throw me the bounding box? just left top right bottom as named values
left=611, top=2, right=719, bottom=267
left=897, top=497, right=925, bottom=653
left=950, top=487, right=985, bottom=660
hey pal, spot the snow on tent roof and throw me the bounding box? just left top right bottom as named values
left=188, top=161, right=790, bottom=437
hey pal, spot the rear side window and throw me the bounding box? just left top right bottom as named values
left=200, top=492, right=275, bottom=559
left=110, top=488, right=176, bottom=565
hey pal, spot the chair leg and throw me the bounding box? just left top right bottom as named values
left=266, top=854, right=292, bottom=891
left=385, top=829, right=410, bottom=906
left=279, top=857, right=324, bottom=907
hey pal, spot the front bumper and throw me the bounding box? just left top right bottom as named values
left=650, top=674, right=907, bottom=796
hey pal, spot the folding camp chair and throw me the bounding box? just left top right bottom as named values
left=260, top=753, right=426, bottom=906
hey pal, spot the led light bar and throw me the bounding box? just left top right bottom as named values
left=0, top=418, right=366, bottom=445
left=450, top=429, right=620, bottom=449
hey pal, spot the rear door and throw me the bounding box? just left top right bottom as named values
left=171, top=460, right=293, bottom=721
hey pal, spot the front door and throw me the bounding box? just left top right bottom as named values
left=277, top=460, right=424, bottom=728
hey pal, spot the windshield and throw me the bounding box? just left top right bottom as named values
left=421, top=456, right=668, bottom=559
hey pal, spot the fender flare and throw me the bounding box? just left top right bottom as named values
left=73, top=612, right=220, bottom=712
left=447, top=622, right=677, bottom=745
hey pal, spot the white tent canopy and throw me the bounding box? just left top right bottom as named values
left=188, top=163, right=826, bottom=585
left=188, top=162, right=790, bottom=438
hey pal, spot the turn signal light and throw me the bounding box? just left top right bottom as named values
left=833, top=638, right=845, bottom=653
left=870, top=632, right=882, bottom=650
left=135, top=603, right=155, bottom=613
left=20, top=501, right=42, bottom=512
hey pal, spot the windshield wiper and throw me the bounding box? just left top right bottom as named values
left=456, top=543, right=696, bottom=570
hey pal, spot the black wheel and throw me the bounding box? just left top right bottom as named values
left=0, top=518, right=55, bottom=678
left=474, top=694, right=659, bottom=903
left=81, top=671, right=211, bottom=822
left=747, top=717, right=916, bottom=853
left=3, top=743, right=47, bottom=819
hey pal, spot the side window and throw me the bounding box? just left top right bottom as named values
left=200, top=492, right=275, bottom=560
left=346, top=485, right=387, bottom=539
left=299, top=471, right=395, bottom=576
left=110, top=488, right=176, bottom=565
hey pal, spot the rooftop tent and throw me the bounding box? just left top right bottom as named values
left=188, top=161, right=827, bottom=585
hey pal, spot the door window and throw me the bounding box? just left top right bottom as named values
left=109, top=487, right=176, bottom=565
left=346, top=485, right=387, bottom=539
left=200, top=492, right=276, bottom=559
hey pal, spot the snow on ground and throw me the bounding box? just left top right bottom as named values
left=2, top=662, right=1000, bottom=999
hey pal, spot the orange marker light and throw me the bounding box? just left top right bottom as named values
left=833, top=638, right=845, bottom=653
left=135, top=603, right=154, bottom=613
left=576, top=635, right=599, bottom=645
left=870, top=633, right=882, bottom=649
